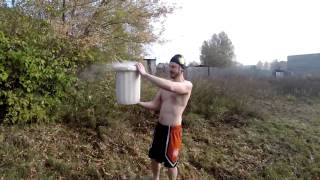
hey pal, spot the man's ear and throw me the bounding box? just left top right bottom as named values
left=180, top=67, right=184, bottom=73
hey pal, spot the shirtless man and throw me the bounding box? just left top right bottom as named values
left=136, top=54, right=193, bottom=180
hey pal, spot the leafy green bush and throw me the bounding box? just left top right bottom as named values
left=56, top=72, right=117, bottom=128
left=56, top=73, right=162, bottom=129
left=0, top=8, right=95, bottom=124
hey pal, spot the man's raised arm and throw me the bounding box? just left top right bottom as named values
left=136, top=63, right=192, bottom=94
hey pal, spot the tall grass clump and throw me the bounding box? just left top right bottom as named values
left=187, top=76, right=269, bottom=126
left=270, top=76, right=320, bottom=97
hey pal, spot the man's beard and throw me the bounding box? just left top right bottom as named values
left=170, top=71, right=178, bottom=79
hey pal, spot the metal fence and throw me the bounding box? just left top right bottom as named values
left=184, top=67, right=272, bottom=80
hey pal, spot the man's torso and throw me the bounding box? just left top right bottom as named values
left=158, top=81, right=192, bottom=126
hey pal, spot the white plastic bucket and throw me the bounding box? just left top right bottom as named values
left=112, top=61, right=140, bottom=105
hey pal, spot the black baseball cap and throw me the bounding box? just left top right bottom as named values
left=170, top=54, right=186, bottom=69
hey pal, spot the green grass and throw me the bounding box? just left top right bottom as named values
left=247, top=117, right=320, bottom=179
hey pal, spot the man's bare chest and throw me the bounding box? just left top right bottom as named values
left=160, top=90, right=181, bottom=104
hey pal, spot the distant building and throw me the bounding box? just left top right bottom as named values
left=287, top=53, right=320, bottom=76
left=272, top=69, right=292, bottom=78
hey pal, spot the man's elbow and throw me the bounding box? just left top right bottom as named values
left=153, top=102, right=161, bottom=111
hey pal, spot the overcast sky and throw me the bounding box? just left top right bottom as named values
left=146, top=0, right=320, bottom=65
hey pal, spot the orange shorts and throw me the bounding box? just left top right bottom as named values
left=148, top=122, right=182, bottom=168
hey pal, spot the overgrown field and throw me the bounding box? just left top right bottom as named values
left=1, top=4, right=320, bottom=179
left=1, top=76, right=320, bottom=180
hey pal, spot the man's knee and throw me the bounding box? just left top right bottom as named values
left=167, top=167, right=177, bottom=173
left=167, top=167, right=178, bottom=180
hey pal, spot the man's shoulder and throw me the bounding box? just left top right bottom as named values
left=184, top=80, right=193, bottom=87
left=182, top=80, right=193, bottom=92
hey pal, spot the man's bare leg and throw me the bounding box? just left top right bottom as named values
left=167, top=167, right=178, bottom=180
left=151, top=159, right=161, bottom=180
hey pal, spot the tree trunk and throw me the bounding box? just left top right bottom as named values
left=62, top=0, right=66, bottom=23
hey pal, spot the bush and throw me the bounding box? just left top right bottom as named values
left=0, top=8, right=95, bottom=124
left=55, top=72, right=161, bottom=130
left=56, top=72, right=117, bottom=128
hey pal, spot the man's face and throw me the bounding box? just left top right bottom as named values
left=169, top=62, right=182, bottom=79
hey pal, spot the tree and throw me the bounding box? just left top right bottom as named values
left=0, top=1, right=173, bottom=123
left=263, top=61, right=270, bottom=70
left=5, top=0, right=173, bottom=61
left=256, top=61, right=263, bottom=69
left=270, top=59, right=279, bottom=70
left=188, top=61, right=199, bottom=67
left=200, top=31, right=235, bottom=67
